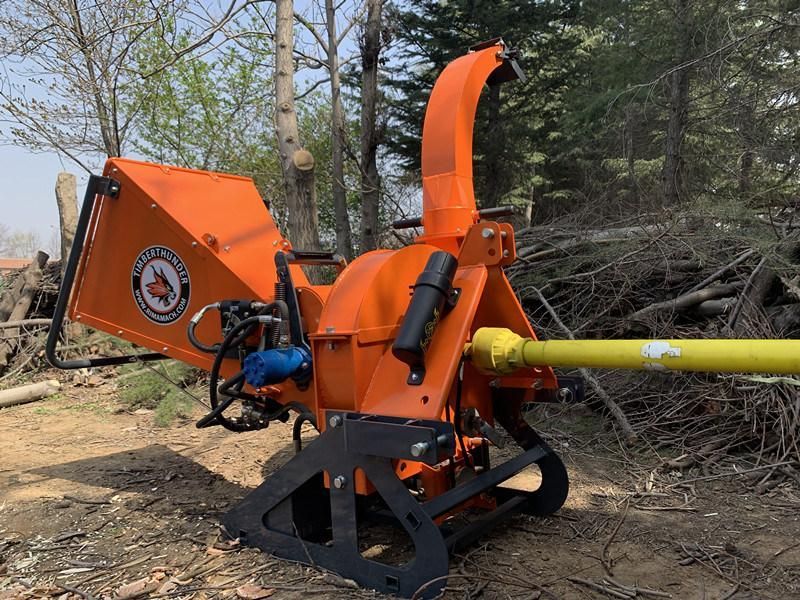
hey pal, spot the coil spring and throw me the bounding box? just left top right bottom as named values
left=273, top=281, right=286, bottom=346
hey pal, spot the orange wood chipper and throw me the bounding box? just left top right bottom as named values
left=47, top=39, right=800, bottom=598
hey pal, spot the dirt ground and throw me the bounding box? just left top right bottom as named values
left=2, top=375, right=800, bottom=600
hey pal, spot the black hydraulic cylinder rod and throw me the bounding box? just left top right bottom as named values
left=392, top=251, right=458, bottom=382
left=392, top=205, right=516, bottom=230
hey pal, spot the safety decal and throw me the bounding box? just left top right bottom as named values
left=131, top=246, right=191, bottom=325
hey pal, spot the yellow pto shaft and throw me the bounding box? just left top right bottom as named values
left=466, top=327, right=800, bottom=376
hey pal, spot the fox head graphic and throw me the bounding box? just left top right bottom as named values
left=145, top=266, right=177, bottom=307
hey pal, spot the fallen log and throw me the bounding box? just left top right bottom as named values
left=625, top=282, right=743, bottom=323
left=695, top=297, right=736, bottom=317
left=0, top=379, right=61, bottom=409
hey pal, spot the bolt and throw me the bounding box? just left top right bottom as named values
left=192, top=241, right=198, bottom=248
left=532, top=378, right=544, bottom=390
left=116, top=330, right=123, bottom=335
left=150, top=203, right=157, bottom=209
left=410, top=373, right=420, bottom=382
left=223, top=245, right=231, bottom=252
left=481, top=227, right=495, bottom=239
left=300, top=362, right=309, bottom=369
left=558, top=388, right=571, bottom=401
left=500, top=230, right=508, bottom=239
left=162, top=346, right=168, bottom=352
left=329, top=415, right=343, bottom=428
left=503, top=249, right=510, bottom=258
left=333, top=475, right=347, bottom=489
left=410, top=442, right=430, bottom=457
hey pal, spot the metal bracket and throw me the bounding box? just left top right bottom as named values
left=286, top=249, right=347, bottom=272
left=341, top=412, right=455, bottom=465
left=274, top=251, right=309, bottom=351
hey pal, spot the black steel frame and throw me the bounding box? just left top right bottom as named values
left=223, top=406, right=568, bottom=599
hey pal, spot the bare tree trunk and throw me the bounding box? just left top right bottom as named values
left=325, top=0, right=353, bottom=260
left=275, top=0, right=321, bottom=252
left=55, top=172, right=78, bottom=270
left=358, top=0, right=383, bottom=253
left=624, top=104, right=639, bottom=206
left=738, top=96, right=755, bottom=196
left=661, top=0, right=691, bottom=206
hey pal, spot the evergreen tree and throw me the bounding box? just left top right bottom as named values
left=386, top=0, right=584, bottom=213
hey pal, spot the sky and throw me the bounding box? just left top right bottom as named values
left=0, top=145, right=92, bottom=257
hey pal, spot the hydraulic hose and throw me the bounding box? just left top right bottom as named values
left=187, top=301, right=290, bottom=355
left=292, top=412, right=318, bottom=453
left=187, top=303, right=221, bottom=354
left=197, top=302, right=289, bottom=431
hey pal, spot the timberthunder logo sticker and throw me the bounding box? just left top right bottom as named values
left=131, top=246, right=190, bottom=325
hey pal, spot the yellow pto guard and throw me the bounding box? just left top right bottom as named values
left=467, top=327, right=800, bottom=376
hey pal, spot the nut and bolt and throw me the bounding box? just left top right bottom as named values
left=481, top=227, right=495, bottom=239
left=332, top=475, right=347, bottom=489
left=410, top=441, right=430, bottom=457
left=328, top=415, right=343, bottom=428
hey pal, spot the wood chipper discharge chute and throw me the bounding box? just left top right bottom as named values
left=47, top=38, right=800, bottom=599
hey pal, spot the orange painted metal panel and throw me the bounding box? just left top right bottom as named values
left=69, top=158, right=308, bottom=370
left=419, top=43, right=505, bottom=244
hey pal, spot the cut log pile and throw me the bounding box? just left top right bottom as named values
left=0, top=253, right=59, bottom=367
left=509, top=210, right=800, bottom=486
left=0, top=172, right=78, bottom=390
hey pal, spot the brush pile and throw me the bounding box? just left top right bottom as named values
left=509, top=204, right=800, bottom=486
